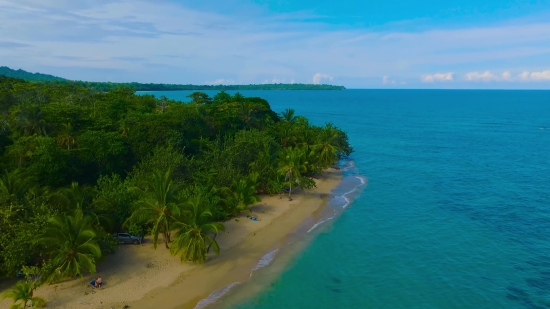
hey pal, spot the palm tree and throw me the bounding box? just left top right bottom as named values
left=0, top=280, right=46, bottom=308
left=12, top=105, right=47, bottom=137
left=249, top=143, right=278, bottom=193
left=39, top=209, right=101, bottom=283
left=55, top=123, right=76, bottom=150
left=298, top=126, right=316, bottom=151
left=50, top=182, right=95, bottom=213
left=312, top=123, right=343, bottom=167
left=170, top=193, right=225, bottom=263
left=8, top=136, right=39, bottom=168
left=222, top=173, right=261, bottom=215
left=239, top=101, right=257, bottom=129
left=50, top=182, right=114, bottom=232
left=0, top=169, right=35, bottom=204
left=118, top=122, right=130, bottom=138
left=157, top=96, right=169, bottom=113
left=125, top=169, right=181, bottom=249
left=278, top=147, right=308, bottom=200
left=198, top=106, right=217, bottom=135
left=280, top=108, right=297, bottom=124
left=279, top=123, right=297, bottom=147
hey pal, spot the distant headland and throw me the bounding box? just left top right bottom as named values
left=0, top=66, right=346, bottom=91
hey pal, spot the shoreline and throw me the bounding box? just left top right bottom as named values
left=0, top=168, right=342, bottom=309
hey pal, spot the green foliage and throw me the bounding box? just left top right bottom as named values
left=0, top=66, right=346, bottom=90
left=94, top=174, right=137, bottom=232
left=45, top=82, right=346, bottom=91
left=125, top=169, right=181, bottom=249
left=0, top=280, right=47, bottom=308
left=0, top=66, right=65, bottom=82
left=170, top=193, right=225, bottom=263
left=222, top=174, right=261, bottom=216
left=38, top=210, right=102, bottom=283
left=77, top=130, right=128, bottom=177
left=278, top=147, right=309, bottom=200
left=0, top=76, right=353, bottom=276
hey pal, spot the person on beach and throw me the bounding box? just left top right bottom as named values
left=95, top=276, right=103, bottom=288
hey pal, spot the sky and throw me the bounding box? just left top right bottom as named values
left=1, top=0, right=550, bottom=88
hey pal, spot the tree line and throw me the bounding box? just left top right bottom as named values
left=43, top=81, right=346, bottom=91
left=0, top=67, right=66, bottom=82
left=0, top=76, right=352, bottom=307
left=0, top=66, right=346, bottom=91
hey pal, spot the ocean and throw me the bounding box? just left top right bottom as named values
left=145, top=89, right=550, bottom=309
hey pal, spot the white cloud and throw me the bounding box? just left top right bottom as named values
left=382, top=76, right=398, bottom=85
left=519, top=71, right=530, bottom=80
left=271, top=77, right=287, bottom=83
left=312, top=73, right=333, bottom=84
left=382, top=76, right=408, bottom=85
left=0, top=0, right=550, bottom=87
left=465, top=71, right=498, bottom=81
left=530, top=70, right=550, bottom=80
left=516, top=70, right=550, bottom=81
left=205, top=78, right=235, bottom=85
left=420, top=72, right=454, bottom=83
left=501, top=71, right=512, bottom=80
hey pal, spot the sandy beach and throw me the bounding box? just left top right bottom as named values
left=0, top=168, right=341, bottom=309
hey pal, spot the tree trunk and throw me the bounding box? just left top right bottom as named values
left=288, top=183, right=292, bottom=201
left=207, top=233, right=217, bottom=254
left=164, top=231, right=170, bottom=249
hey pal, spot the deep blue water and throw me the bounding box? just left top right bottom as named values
left=147, top=90, right=550, bottom=309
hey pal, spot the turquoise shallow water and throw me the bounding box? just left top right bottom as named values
left=147, top=90, right=550, bottom=309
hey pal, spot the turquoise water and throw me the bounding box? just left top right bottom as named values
left=147, top=90, right=550, bottom=309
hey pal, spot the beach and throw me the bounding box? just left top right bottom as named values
left=0, top=168, right=341, bottom=309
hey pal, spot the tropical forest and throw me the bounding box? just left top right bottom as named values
left=0, top=75, right=351, bottom=307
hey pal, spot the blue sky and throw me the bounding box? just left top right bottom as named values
left=1, top=0, right=549, bottom=88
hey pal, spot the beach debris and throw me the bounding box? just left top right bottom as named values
left=123, top=305, right=130, bottom=308
left=78, top=301, right=93, bottom=305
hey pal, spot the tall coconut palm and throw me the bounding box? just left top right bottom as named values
left=50, top=182, right=95, bottom=214
left=299, top=126, right=316, bottom=152
left=0, top=280, right=46, bottom=309
left=0, top=169, right=35, bottom=204
left=249, top=143, right=279, bottom=193
left=55, top=123, right=76, bottom=150
left=278, top=147, right=308, bottom=200
left=170, top=193, right=225, bottom=263
left=125, top=169, right=181, bottom=249
left=39, top=209, right=101, bottom=283
left=312, top=123, right=343, bottom=167
left=279, top=123, right=297, bottom=147
left=222, top=173, right=261, bottom=215
left=50, top=182, right=113, bottom=232
left=12, top=105, right=47, bottom=137
left=280, top=108, right=297, bottom=124
left=157, top=96, right=169, bottom=113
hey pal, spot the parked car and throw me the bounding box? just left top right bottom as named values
left=113, top=232, right=143, bottom=245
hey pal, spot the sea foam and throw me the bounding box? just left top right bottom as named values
left=250, top=249, right=279, bottom=275
left=193, top=282, right=241, bottom=309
